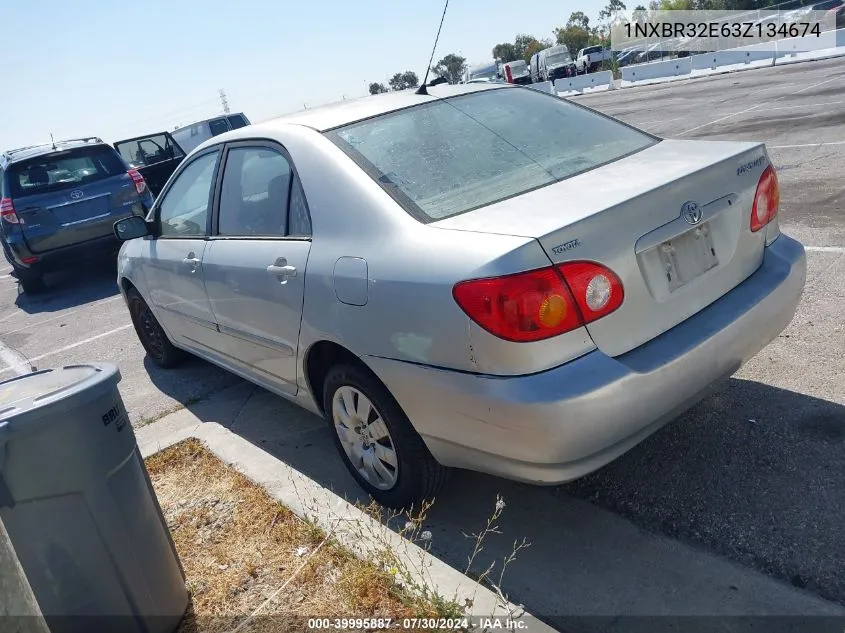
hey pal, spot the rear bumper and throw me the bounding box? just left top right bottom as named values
left=4, top=232, right=122, bottom=274
left=364, top=235, right=806, bottom=484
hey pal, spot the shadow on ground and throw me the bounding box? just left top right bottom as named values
left=14, top=256, right=120, bottom=314
left=154, top=373, right=845, bottom=618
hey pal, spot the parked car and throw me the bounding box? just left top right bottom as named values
left=502, top=59, right=531, bottom=84
left=114, top=131, right=186, bottom=197
left=1, top=137, right=153, bottom=293
left=536, top=45, right=577, bottom=82
left=114, top=83, right=805, bottom=509
left=171, top=113, right=250, bottom=156
left=575, top=46, right=611, bottom=74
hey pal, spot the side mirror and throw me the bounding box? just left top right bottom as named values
left=114, top=215, right=150, bottom=241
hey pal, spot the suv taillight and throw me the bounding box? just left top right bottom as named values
left=128, top=169, right=147, bottom=195
left=0, top=197, right=22, bottom=224
left=452, top=262, right=624, bottom=342
left=750, top=165, right=779, bottom=233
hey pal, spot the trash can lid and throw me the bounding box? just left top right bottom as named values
left=0, top=364, right=121, bottom=433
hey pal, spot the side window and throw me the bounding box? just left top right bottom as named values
left=288, top=176, right=312, bottom=237
left=218, top=147, right=292, bottom=237
left=209, top=119, right=230, bottom=137
left=227, top=115, right=248, bottom=130
left=158, top=150, right=219, bottom=237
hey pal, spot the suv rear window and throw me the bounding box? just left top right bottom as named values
left=7, top=145, right=127, bottom=198
left=115, top=134, right=184, bottom=168
left=327, top=88, right=657, bottom=222
left=227, top=115, right=248, bottom=130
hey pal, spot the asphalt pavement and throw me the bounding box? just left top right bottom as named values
left=0, top=57, right=842, bottom=621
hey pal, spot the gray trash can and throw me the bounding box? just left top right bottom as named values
left=0, top=363, right=188, bottom=633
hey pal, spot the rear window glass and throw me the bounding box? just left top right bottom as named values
left=8, top=146, right=126, bottom=198
left=115, top=134, right=184, bottom=168
left=228, top=115, right=248, bottom=130
left=327, top=88, right=657, bottom=222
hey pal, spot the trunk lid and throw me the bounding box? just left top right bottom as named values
left=434, top=139, right=772, bottom=357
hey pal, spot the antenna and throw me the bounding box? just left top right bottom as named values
left=219, top=89, right=230, bottom=114
left=416, top=0, right=450, bottom=95
left=50, top=133, right=57, bottom=150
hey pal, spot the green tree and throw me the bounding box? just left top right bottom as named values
left=555, top=25, right=591, bottom=54
left=368, top=82, right=388, bottom=95
left=632, top=4, right=648, bottom=20
left=431, top=53, right=467, bottom=84
left=514, top=34, right=554, bottom=63
left=568, top=11, right=591, bottom=29
left=492, top=42, right=518, bottom=62
left=388, top=71, right=419, bottom=91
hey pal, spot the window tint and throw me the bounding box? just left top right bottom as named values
left=218, top=147, right=292, bottom=237
left=8, top=146, right=126, bottom=198
left=209, top=119, right=230, bottom=137
left=227, top=115, right=248, bottom=130
left=328, top=88, right=656, bottom=222
left=158, top=150, right=219, bottom=237
left=288, top=177, right=312, bottom=237
left=115, top=134, right=185, bottom=168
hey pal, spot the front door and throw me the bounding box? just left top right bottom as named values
left=201, top=143, right=313, bottom=395
left=140, top=148, right=222, bottom=353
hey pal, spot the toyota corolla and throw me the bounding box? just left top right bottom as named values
left=114, top=83, right=806, bottom=508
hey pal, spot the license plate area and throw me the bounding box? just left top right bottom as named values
left=655, top=222, right=719, bottom=293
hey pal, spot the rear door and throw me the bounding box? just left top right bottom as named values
left=200, top=141, right=313, bottom=395
left=8, top=145, right=143, bottom=253
left=138, top=147, right=224, bottom=353
left=114, top=132, right=186, bottom=197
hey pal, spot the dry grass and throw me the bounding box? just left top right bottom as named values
left=146, top=439, right=456, bottom=633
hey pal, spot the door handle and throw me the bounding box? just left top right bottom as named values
left=267, top=257, right=297, bottom=283
left=182, top=252, right=201, bottom=273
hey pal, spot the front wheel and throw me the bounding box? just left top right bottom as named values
left=323, top=364, right=449, bottom=509
left=127, top=287, right=185, bottom=368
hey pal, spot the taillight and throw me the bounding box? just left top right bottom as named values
left=557, top=261, right=625, bottom=323
left=0, top=197, right=22, bottom=224
left=128, top=169, right=147, bottom=195
left=750, top=165, right=779, bottom=233
left=452, top=262, right=624, bottom=342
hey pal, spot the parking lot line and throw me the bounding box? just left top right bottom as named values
left=771, top=141, right=845, bottom=149
left=805, top=246, right=845, bottom=253
left=0, top=324, right=132, bottom=376
left=678, top=76, right=843, bottom=136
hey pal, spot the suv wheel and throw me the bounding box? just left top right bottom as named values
left=127, top=288, right=185, bottom=368
left=323, top=363, right=449, bottom=509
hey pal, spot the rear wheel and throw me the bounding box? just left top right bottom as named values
left=323, top=363, right=449, bottom=509
left=127, top=287, right=185, bottom=368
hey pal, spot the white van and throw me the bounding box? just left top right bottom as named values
left=502, top=60, right=531, bottom=84
left=171, top=113, right=251, bottom=155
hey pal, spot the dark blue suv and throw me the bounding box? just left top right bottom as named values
left=0, top=137, right=154, bottom=294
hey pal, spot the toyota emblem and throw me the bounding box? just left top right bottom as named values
left=70, top=190, right=85, bottom=200
left=681, top=201, right=702, bottom=225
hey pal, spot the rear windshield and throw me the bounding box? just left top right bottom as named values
left=115, top=134, right=185, bottom=168
left=326, top=88, right=657, bottom=222
left=7, top=145, right=126, bottom=198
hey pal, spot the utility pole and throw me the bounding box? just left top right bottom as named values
left=0, top=520, right=50, bottom=633
left=218, top=89, right=230, bottom=114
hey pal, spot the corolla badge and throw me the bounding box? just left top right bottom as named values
left=70, top=190, right=85, bottom=200
left=681, top=201, right=702, bottom=225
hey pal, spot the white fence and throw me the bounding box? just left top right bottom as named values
left=555, top=71, right=614, bottom=95
left=616, top=28, right=845, bottom=87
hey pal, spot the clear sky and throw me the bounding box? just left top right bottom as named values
left=1, top=0, right=605, bottom=149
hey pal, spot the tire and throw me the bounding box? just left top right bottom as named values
left=126, top=287, right=185, bottom=368
left=323, top=363, right=449, bottom=509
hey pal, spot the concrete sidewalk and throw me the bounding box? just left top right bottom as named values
left=136, top=382, right=845, bottom=628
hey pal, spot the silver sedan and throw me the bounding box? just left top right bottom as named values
left=115, top=83, right=806, bottom=509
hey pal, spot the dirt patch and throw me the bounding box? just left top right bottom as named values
left=146, top=439, right=456, bottom=632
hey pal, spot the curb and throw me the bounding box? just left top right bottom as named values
left=136, top=411, right=559, bottom=633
